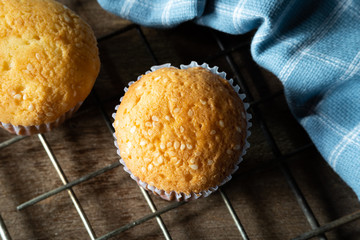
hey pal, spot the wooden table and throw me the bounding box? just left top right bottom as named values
left=1, top=1, right=360, bottom=239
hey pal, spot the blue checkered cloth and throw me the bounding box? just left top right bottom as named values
left=98, top=0, right=360, bottom=199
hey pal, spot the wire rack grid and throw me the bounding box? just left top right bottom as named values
left=1, top=8, right=360, bottom=240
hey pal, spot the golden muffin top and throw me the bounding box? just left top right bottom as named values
left=114, top=67, right=248, bottom=194
left=0, top=0, right=100, bottom=126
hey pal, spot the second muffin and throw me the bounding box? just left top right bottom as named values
left=0, top=0, right=100, bottom=135
left=114, top=62, right=250, bottom=201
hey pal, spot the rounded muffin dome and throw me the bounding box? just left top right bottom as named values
left=114, top=64, right=249, bottom=198
left=0, top=0, right=100, bottom=127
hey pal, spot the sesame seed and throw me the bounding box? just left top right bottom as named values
left=236, top=126, right=242, bottom=133
left=207, top=160, right=213, bottom=165
left=165, top=115, right=170, bottom=121
left=210, top=130, right=216, bottom=135
left=188, top=109, right=193, bottom=117
left=23, top=94, right=27, bottom=100
left=180, top=143, right=186, bottom=150
left=186, top=144, right=193, bottom=150
left=127, top=142, right=132, bottom=148
left=226, top=149, right=233, bottom=155
left=141, top=167, right=146, bottom=172
left=163, top=78, right=168, bottom=83
left=168, top=151, right=176, bottom=156
left=28, top=104, right=34, bottom=111
left=160, top=143, right=166, bottom=150
left=190, top=159, right=195, bottom=164
left=148, top=164, right=153, bottom=170
left=219, top=120, right=225, bottom=127
left=114, top=120, right=119, bottom=127
left=195, top=151, right=201, bottom=156
left=14, top=94, right=22, bottom=100
left=180, top=126, right=184, bottom=133
left=64, top=14, right=71, bottom=22
left=130, top=126, right=136, bottom=133
left=154, top=76, right=161, bottom=81
left=174, top=141, right=180, bottom=149
left=36, top=53, right=41, bottom=60
left=234, top=145, right=241, bottom=150
left=190, top=164, right=198, bottom=170
left=136, top=85, right=142, bottom=90
left=151, top=120, right=158, bottom=127
left=167, top=142, right=172, bottom=148
left=152, top=115, right=159, bottom=122
left=45, top=112, right=54, bottom=117
left=157, top=156, right=163, bottom=164
left=200, top=99, right=207, bottom=105
left=175, top=160, right=181, bottom=165
left=174, top=108, right=180, bottom=113
left=145, top=121, right=152, bottom=127
left=140, top=140, right=146, bottom=146
left=27, top=63, right=33, bottom=71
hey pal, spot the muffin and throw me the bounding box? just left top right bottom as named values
left=0, top=0, right=100, bottom=135
left=113, top=62, right=251, bottom=201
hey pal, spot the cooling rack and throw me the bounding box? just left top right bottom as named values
left=1, top=4, right=360, bottom=240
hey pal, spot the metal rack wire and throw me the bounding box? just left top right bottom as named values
left=1, top=23, right=360, bottom=240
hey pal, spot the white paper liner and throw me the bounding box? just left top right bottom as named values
left=0, top=101, right=83, bottom=136
left=113, top=61, right=252, bottom=201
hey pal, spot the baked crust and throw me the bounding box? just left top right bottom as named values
left=114, top=67, right=247, bottom=194
left=0, top=0, right=100, bottom=126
